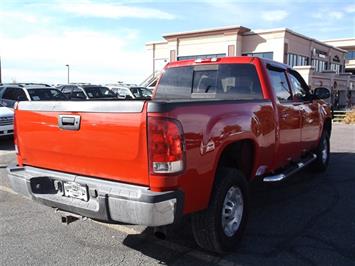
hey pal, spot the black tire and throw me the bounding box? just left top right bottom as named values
left=191, top=168, right=249, bottom=254
left=311, top=131, right=330, bottom=172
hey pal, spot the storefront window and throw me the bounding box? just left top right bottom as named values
left=242, top=52, right=273, bottom=60
left=287, top=53, right=309, bottom=67
left=312, top=59, right=327, bottom=72
left=346, top=51, right=355, bottom=60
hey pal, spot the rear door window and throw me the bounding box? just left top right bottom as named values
left=72, top=88, right=86, bottom=99
left=3, top=87, right=27, bottom=101
left=288, top=71, right=309, bottom=102
left=27, top=89, right=67, bottom=101
left=267, top=68, right=292, bottom=102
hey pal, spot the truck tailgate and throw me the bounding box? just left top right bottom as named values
left=15, top=101, right=149, bottom=186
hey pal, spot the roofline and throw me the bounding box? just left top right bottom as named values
left=163, top=25, right=250, bottom=39
left=245, top=27, right=347, bottom=53
left=322, top=37, right=355, bottom=42
left=145, top=40, right=168, bottom=46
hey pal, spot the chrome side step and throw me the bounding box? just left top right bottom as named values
left=263, top=154, right=317, bottom=182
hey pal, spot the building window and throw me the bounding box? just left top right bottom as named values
left=177, top=53, right=226, bottom=61
left=330, top=63, right=341, bottom=74
left=242, top=52, right=273, bottom=60
left=287, top=53, right=309, bottom=67
left=346, top=51, right=355, bottom=60
left=312, top=59, right=327, bottom=72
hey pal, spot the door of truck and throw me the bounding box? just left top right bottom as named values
left=267, top=66, right=302, bottom=168
left=287, top=70, right=321, bottom=153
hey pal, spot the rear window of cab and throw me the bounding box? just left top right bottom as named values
left=155, top=64, right=263, bottom=100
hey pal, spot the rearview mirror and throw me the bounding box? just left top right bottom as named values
left=314, top=87, right=330, bottom=100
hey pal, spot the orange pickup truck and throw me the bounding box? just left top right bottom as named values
left=7, top=57, right=331, bottom=253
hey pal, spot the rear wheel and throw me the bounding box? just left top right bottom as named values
left=191, top=168, right=248, bottom=254
left=312, top=131, right=330, bottom=172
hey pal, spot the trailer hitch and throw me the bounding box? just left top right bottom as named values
left=55, top=209, right=87, bottom=225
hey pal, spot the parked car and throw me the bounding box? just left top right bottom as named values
left=0, top=85, right=67, bottom=108
left=57, top=85, right=117, bottom=100
left=0, top=102, right=14, bottom=137
left=7, top=57, right=331, bottom=254
left=107, top=85, right=152, bottom=99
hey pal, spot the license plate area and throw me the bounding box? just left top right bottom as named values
left=63, top=181, right=88, bottom=201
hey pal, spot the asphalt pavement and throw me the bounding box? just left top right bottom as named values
left=1, top=124, right=355, bottom=265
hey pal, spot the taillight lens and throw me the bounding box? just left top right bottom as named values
left=148, top=117, right=185, bottom=174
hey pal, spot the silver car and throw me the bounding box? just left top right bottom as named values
left=0, top=85, right=67, bottom=108
left=0, top=102, right=14, bottom=137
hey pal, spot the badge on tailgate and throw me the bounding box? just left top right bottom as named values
left=58, top=115, right=81, bottom=130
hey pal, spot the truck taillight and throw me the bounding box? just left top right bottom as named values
left=148, top=117, right=185, bottom=174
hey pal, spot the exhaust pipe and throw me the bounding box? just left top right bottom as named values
left=153, top=226, right=168, bottom=240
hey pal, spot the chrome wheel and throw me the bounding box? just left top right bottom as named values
left=321, top=138, right=328, bottom=164
left=221, top=186, right=244, bottom=237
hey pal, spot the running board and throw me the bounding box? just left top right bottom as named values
left=263, top=154, right=317, bottom=182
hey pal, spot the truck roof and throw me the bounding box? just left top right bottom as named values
left=165, top=56, right=290, bottom=70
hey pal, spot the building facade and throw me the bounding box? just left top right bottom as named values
left=146, top=25, right=347, bottom=76
left=323, top=38, right=355, bottom=74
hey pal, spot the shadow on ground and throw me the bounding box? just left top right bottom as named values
left=123, top=152, right=355, bottom=265
left=0, top=136, right=15, bottom=151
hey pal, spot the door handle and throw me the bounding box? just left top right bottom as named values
left=58, top=115, right=81, bottom=130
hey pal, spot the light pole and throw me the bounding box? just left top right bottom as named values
left=65, top=64, right=70, bottom=84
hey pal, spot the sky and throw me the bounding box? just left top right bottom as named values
left=0, top=0, right=354, bottom=85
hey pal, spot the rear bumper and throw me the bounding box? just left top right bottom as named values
left=7, top=165, right=183, bottom=227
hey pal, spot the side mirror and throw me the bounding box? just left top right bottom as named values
left=314, top=87, right=330, bottom=100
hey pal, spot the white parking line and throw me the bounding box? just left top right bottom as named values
left=0, top=185, right=17, bottom=195
left=0, top=150, right=16, bottom=155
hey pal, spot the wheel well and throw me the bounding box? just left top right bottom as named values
left=217, top=140, right=255, bottom=180
left=324, top=118, right=332, bottom=137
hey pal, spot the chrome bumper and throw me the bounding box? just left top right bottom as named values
left=7, top=165, right=183, bottom=227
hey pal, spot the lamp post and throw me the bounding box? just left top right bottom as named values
left=65, top=64, right=70, bottom=84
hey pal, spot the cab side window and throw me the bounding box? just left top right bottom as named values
left=267, top=69, right=292, bottom=102
left=288, top=71, right=309, bottom=102
left=61, top=86, right=73, bottom=98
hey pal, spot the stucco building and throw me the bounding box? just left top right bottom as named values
left=146, top=25, right=347, bottom=76
left=323, top=38, right=355, bottom=74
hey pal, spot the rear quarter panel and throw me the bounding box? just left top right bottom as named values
left=149, top=100, right=276, bottom=213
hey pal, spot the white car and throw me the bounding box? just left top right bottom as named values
left=0, top=103, right=14, bottom=136
left=106, top=85, right=152, bottom=99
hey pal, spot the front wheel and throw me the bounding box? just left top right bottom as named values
left=311, top=131, right=330, bottom=172
left=191, top=168, right=248, bottom=254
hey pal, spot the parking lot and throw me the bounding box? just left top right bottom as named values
left=0, top=124, right=354, bottom=265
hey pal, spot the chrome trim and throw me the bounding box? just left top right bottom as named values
left=263, top=174, right=286, bottom=182
left=58, top=115, right=81, bottom=130
left=263, top=154, right=317, bottom=182
left=17, top=101, right=145, bottom=113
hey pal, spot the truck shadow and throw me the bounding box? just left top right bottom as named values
left=0, top=136, right=15, bottom=151
left=123, top=152, right=355, bottom=265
